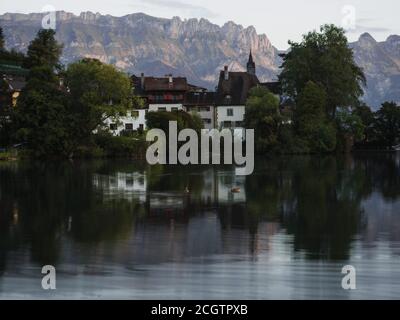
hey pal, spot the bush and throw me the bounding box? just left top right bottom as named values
left=73, top=145, right=105, bottom=159
left=94, top=134, right=146, bottom=158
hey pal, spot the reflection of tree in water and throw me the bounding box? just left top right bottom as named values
left=0, top=153, right=399, bottom=274
left=355, top=153, right=400, bottom=201
left=244, top=155, right=395, bottom=260
left=277, top=156, right=368, bottom=260
left=0, top=160, right=142, bottom=271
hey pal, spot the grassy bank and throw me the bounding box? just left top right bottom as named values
left=0, top=151, right=18, bottom=161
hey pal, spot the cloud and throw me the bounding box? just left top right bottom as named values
left=347, top=24, right=392, bottom=34
left=346, top=17, right=392, bottom=34
left=134, top=0, right=218, bottom=19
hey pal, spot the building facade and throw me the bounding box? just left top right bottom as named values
left=104, top=109, right=147, bottom=136
left=115, top=51, right=282, bottom=136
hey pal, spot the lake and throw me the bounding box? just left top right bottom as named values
left=0, top=153, right=399, bottom=299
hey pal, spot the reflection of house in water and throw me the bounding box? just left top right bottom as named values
left=92, top=172, right=147, bottom=203
left=92, top=167, right=247, bottom=215
left=199, top=169, right=246, bottom=206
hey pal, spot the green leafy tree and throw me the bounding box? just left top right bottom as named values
left=65, top=58, right=133, bottom=142
left=279, top=24, right=366, bottom=119
left=336, top=109, right=365, bottom=152
left=244, top=86, right=283, bottom=153
left=374, top=101, right=400, bottom=147
left=353, top=103, right=376, bottom=142
left=336, top=110, right=365, bottom=140
left=295, top=81, right=336, bottom=152
left=12, top=30, right=72, bottom=157
left=24, top=29, right=63, bottom=69
left=13, top=66, right=69, bottom=156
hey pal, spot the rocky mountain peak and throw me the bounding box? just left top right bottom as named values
left=358, top=32, right=377, bottom=47
left=0, top=11, right=281, bottom=89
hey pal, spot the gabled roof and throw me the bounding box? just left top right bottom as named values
left=132, top=75, right=188, bottom=93
left=0, top=63, right=29, bottom=77
left=216, top=71, right=260, bottom=105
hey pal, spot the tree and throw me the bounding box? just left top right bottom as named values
left=353, top=103, right=376, bottom=142
left=13, top=66, right=69, bottom=156
left=244, top=86, right=283, bottom=153
left=336, top=110, right=364, bottom=140
left=374, top=102, right=400, bottom=147
left=336, top=109, right=365, bottom=152
left=295, top=81, right=336, bottom=152
left=24, top=29, right=63, bottom=69
left=146, top=110, right=204, bottom=133
left=279, top=24, right=366, bottom=119
left=12, top=30, right=71, bottom=157
left=65, top=58, right=133, bottom=142
left=0, top=26, right=4, bottom=51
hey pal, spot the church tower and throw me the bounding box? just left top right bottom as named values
left=247, top=50, right=256, bottom=75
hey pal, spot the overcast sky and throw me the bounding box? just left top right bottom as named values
left=0, top=0, right=398, bottom=49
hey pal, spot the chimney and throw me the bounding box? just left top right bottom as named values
left=141, top=73, right=145, bottom=89
left=224, top=66, right=229, bottom=81
left=168, top=74, right=173, bottom=87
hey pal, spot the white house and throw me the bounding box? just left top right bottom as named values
left=104, top=109, right=147, bottom=136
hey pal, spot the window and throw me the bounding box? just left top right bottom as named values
left=203, top=119, right=212, bottom=124
left=158, top=107, right=167, bottom=112
left=125, top=123, right=134, bottom=131
left=110, top=123, right=117, bottom=131
left=235, top=121, right=244, bottom=127
left=126, top=178, right=134, bottom=187
left=227, top=108, right=234, bottom=117
left=223, top=121, right=232, bottom=128
left=171, top=107, right=179, bottom=112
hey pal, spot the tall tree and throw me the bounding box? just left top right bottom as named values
left=279, top=24, right=366, bottom=119
left=65, top=58, right=133, bottom=142
left=244, top=86, right=283, bottom=153
left=12, top=29, right=71, bottom=156
left=295, top=81, right=336, bottom=152
left=13, top=66, right=69, bottom=156
left=24, top=29, right=63, bottom=69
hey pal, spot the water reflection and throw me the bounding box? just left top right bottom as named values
left=0, top=154, right=399, bottom=299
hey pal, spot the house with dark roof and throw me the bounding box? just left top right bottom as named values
left=107, top=52, right=282, bottom=135
left=214, top=52, right=259, bottom=138
left=214, top=52, right=283, bottom=138
left=132, top=73, right=188, bottom=112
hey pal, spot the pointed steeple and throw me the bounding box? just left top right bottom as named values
left=247, top=50, right=256, bottom=75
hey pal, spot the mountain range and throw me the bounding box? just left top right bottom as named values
left=0, top=11, right=399, bottom=109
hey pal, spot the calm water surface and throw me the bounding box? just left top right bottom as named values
left=0, top=154, right=399, bottom=299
